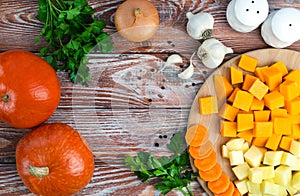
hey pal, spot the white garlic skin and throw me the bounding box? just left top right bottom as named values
left=186, top=12, right=214, bottom=40
left=197, top=38, right=233, bottom=69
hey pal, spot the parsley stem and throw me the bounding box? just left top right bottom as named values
left=177, top=187, right=193, bottom=196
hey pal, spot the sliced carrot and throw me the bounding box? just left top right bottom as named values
left=199, top=163, right=222, bottom=182
left=214, top=182, right=235, bottom=196
left=232, top=188, right=242, bottom=196
left=189, top=140, right=213, bottom=159
left=207, top=172, right=230, bottom=194
left=185, top=124, right=209, bottom=147
left=194, top=151, right=217, bottom=171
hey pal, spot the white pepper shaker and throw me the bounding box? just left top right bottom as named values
left=261, top=8, right=300, bottom=48
left=226, top=0, right=269, bottom=33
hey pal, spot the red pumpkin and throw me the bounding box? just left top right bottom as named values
left=16, top=123, right=94, bottom=196
left=0, top=50, right=60, bottom=128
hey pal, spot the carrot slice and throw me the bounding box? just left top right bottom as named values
left=232, top=188, right=242, bottom=196
left=189, top=140, right=213, bottom=159
left=214, top=182, right=235, bottom=196
left=207, top=172, right=230, bottom=194
left=185, top=124, right=209, bottom=146
left=199, top=163, right=222, bottom=182
left=194, top=151, right=217, bottom=171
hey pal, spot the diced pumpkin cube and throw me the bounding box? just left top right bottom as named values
left=237, top=113, right=254, bottom=132
left=254, top=66, right=268, bottom=82
left=229, top=150, right=245, bottom=166
left=219, top=103, right=239, bottom=121
left=284, top=69, right=300, bottom=83
left=281, top=152, right=297, bottom=167
left=253, top=122, right=273, bottom=137
left=249, top=167, right=263, bottom=183
left=271, top=108, right=287, bottom=120
left=273, top=117, right=291, bottom=135
left=288, top=114, right=300, bottom=124
left=198, top=96, right=218, bottom=115
left=279, top=136, right=293, bottom=152
left=292, top=171, right=300, bottom=189
left=220, top=120, right=237, bottom=137
left=230, top=66, right=243, bottom=85
left=274, top=165, right=292, bottom=186
left=290, top=140, right=300, bottom=157
left=264, top=91, right=285, bottom=110
left=232, top=162, right=250, bottom=180
left=262, top=66, right=282, bottom=91
left=244, top=145, right=265, bottom=167
left=250, top=98, right=264, bottom=111
left=242, top=74, right=258, bottom=91
left=227, top=87, right=240, bottom=103
left=252, top=137, right=269, bottom=147
left=270, top=61, right=288, bottom=76
left=263, top=151, right=283, bottom=166
left=235, top=179, right=249, bottom=195
left=214, top=75, right=234, bottom=100
left=248, top=79, right=269, bottom=100
left=290, top=124, right=300, bottom=139
left=254, top=110, right=270, bottom=122
left=265, top=133, right=282, bottom=151
left=279, top=80, right=300, bottom=101
left=285, top=97, right=300, bottom=115
left=237, top=129, right=253, bottom=143
left=238, top=54, right=258, bottom=72
left=233, top=90, right=254, bottom=111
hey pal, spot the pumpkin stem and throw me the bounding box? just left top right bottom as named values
left=1, top=94, right=9, bottom=103
left=134, top=8, right=141, bottom=17
left=28, top=166, right=50, bottom=178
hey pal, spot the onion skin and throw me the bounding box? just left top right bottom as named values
left=114, top=0, right=159, bottom=42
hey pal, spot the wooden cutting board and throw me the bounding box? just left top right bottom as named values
left=187, top=48, right=300, bottom=196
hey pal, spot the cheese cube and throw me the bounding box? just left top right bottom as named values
left=263, top=151, right=283, bottom=166
left=280, top=80, right=300, bottom=101
left=242, top=74, right=258, bottom=91
left=247, top=181, right=261, bottom=194
left=248, top=79, right=269, bottom=100
left=232, top=162, right=250, bottom=180
left=218, top=103, right=239, bottom=121
left=220, top=120, right=237, bottom=137
left=229, top=150, right=245, bottom=166
left=287, top=182, right=298, bottom=196
left=263, top=66, right=282, bottom=91
left=230, top=66, right=243, bottom=84
left=260, top=166, right=275, bottom=179
left=222, top=144, right=229, bottom=158
left=264, top=91, right=285, bottom=110
left=198, top=96, right=218, bottom=114
left=249, top=167, right=263, bottom=183
left=237, top=113, right=254, bottom=132
left=248, top=194, right=262, bottom=196
left=273, top=117, right=291, bottom=135
left=261, top=181, right=280, bottom=195
left=281, top=152, right=297, bottom=167
left=265, top=133, right=282, bottom=151
left=292, top=171, right=300, bottom=189
left=290, top=140, right=300, bottom=157
left=253, top=122, right=273, bottom=137
left=235, top=179, right=249, bottom=195
left=241, top=141, right=250, bottom=153
left=233, top=90, right=254, bottom=112
left=292, top=158, right=300, bottom=171
left=274, top=165, right=292, bottom=186
left=226, top=138, right=245, bottom=151
left=286, top=97, right=300, bottom=115
left=254, top=110, right=270, bottom=122
left=244, top=145, right=265, bottom=167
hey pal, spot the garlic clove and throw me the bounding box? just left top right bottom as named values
left=197, top=38, right=233, bottom=69
left=186, top=12, right=214, bottom=40
left=160, top=54, right=183, bottom=71
left=178, top=53, right=195, bottom=79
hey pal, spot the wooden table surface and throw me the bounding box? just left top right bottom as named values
left=0, top=0, right=300, bottom=195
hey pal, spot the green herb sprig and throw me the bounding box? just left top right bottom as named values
left=124, top=132, right=198, bottom=196
left=36, top=0, right=114, bottom=84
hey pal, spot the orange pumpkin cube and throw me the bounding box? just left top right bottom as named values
left=279, top=80, right=300, bottom=101
left=291, top=124, right=300, bottom=139
left=254, top=66, right=268, bottom=82
left=288, top=114, right=300, bottom=125
left=237, top=129, right=253, bottom=143
left=262, top=66, right=282, bottom=91
left=220, top=120, right=237, bottom=137
left=230, top=66, right=243, bottom=85
left=237, top=113, right=254, bottom=132
left=233, top=90, right=254, bottom=111
left=250, top=98, right=265, bottom=111
left=284, top=69, right=300, bottom=83
left=254, top=110, right=270, bottom=122
left=253, top=122, right=273, bottom=137
left=270, top=61, right=288, bottom=76
left=264, top=91, right=285, bottom=110
left=242, top=74, right=258, bottom=91
left=198, top=96, right=218, bottom=115
left=273, top=117, right=291, bottom=135
left=271, top=108, right=288, bottom=120
left=252, top=137, right=269, bottom=147
left=214, top=75, right=234, bottom=101
left=238, top=54, right=258, bottom=72
left=265, top=133, right=282, bottom=151
left=219, top=103, right=239, bottom=121
left=279, top=136, right=294, bottom=151
left=285, top=97, right=300, bottom=115
left=227, top=87, right=240, bottom=103
left=248, top=79, right=269, bottom=100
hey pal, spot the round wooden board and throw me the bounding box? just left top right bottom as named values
left=187, top=48, right=300, bottom=196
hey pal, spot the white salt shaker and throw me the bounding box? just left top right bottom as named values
left=226, top=0, right=269, bottom=33
left=261, top=8, right=300, bottom=48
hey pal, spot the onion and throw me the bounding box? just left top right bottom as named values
left=114, top=0, right=159, bottom=42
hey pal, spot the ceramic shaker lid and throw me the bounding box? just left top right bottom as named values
left=271, top=8, right=300, bottom=43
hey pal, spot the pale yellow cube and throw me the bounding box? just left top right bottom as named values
left=244, top=145, right=265, bottom=167
left=226, top=138, right=245, bottom=151
left=263, top=151, right=283, bottom=166
left=287, top=182, right=298, bottom=196
left=248, top=194, right=262, bottom=196
left=278, top=184, right=288, bottom=196
left=229, top=150, right=245, bottom=166
left=247, top=181, right=261, bottom=194
left=249, top=167, right=263, bottom=183
left=232, top=162, right=250, bottom=180
left=281, top=152, right=297, bottom=167
left=235, top=179, right=249, bottom=195
left=274, top=165, right=292, bottom=186
left=260, top=166, right=275, bottom=179
left=292, top=171, right=300, bottom=189
left=292, top=158, right=300, bottom=171
left=242, top=141, right=250, bottom=153
left=222, top=145, right=229, bottom=158
left=290, top=140, right=300, bottom=157
left=261, top=181, right=280, bottom=195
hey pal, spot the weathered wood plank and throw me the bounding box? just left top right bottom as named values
left=0, top=0, right=299, bottom=53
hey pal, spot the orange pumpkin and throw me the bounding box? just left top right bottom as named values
left=0, top=50, right=60, bottom=128
left=16, top=123, right=94, bottom=196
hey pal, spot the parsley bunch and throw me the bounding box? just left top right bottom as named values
left=35, top=0, right=114, bottom=84
left=124, top=132, right=198, bottom=196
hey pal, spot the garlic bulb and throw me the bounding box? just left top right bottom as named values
left=186, top=12, right=214, bottom=40
left=197, top=38, right=233, bottom=69
left=178, top=53, right=195, bottom=79
left=160, top=54, right=183, bottom=71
